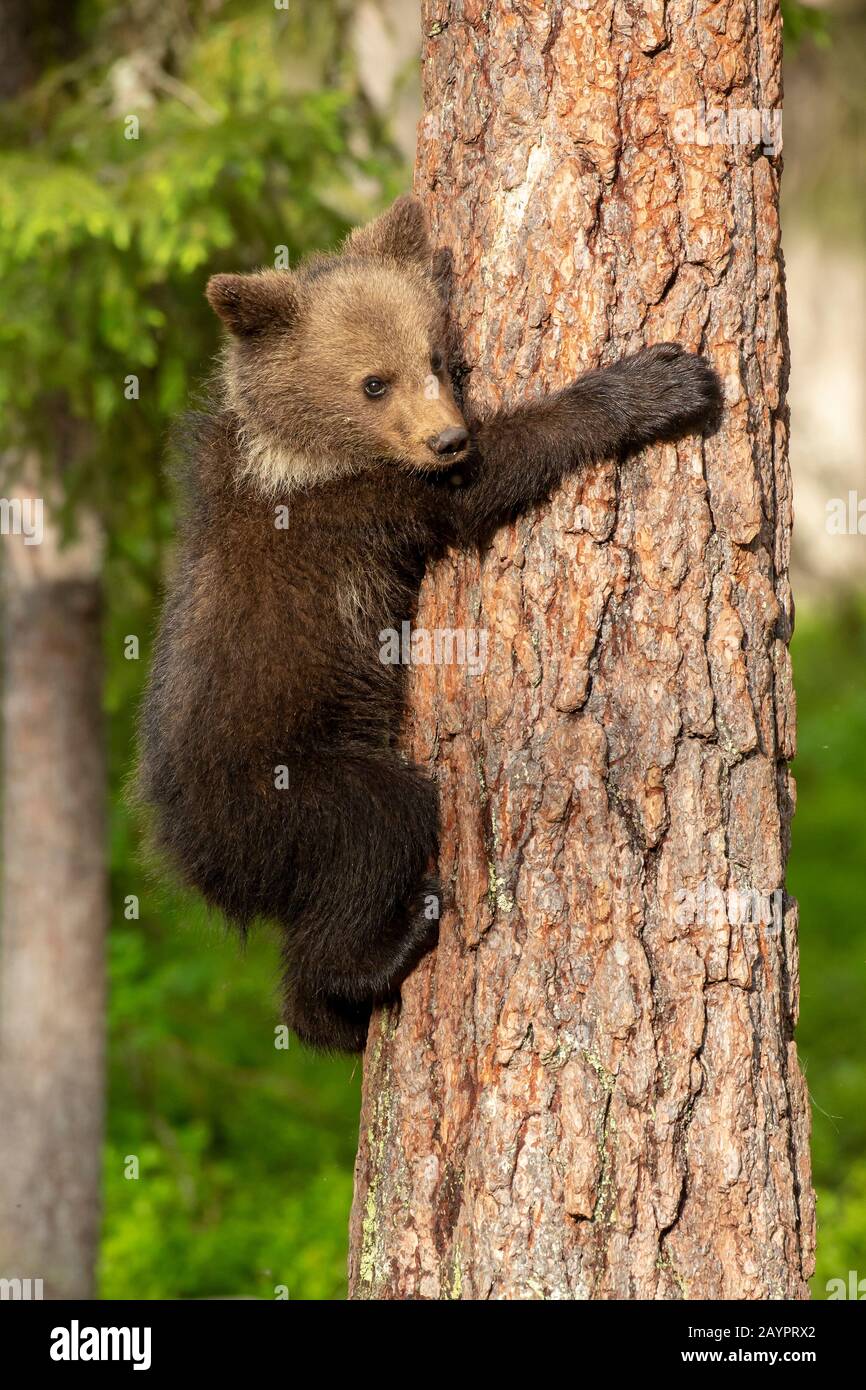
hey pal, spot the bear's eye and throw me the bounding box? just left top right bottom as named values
left=431, top=351, right=444, bottom=373
left=363, top=377, right=388, bottom=399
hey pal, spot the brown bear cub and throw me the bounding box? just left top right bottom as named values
left=139, top=195, right=722, bottom=1053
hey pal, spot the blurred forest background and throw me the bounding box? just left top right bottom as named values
left=0, top=0, right=863, bottom=1300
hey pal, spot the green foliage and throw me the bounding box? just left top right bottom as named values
left=781, top=1, right=832, bottom=51
left=101, top=890, right=360, bottom=1300
left=789, top=600, right=866, bottom=1297
left=0, top=0, right=401, bottom=534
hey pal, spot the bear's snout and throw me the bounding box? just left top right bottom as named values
left=427, top=425, right=469, bottom=458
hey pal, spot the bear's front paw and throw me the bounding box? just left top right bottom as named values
left=614, top=342, right=723, bottom=445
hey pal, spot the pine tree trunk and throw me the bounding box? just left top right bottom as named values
left=349, top=0, right=814, bottom=1300
left=0, top=473, right=106, bottom=1300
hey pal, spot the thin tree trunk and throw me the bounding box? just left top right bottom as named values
left=0, top=473, right=106, bottom=1299
left=349, top=0, right=814, bottom=1300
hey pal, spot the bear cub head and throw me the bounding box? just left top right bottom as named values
left=207, top=195, right=469, bottom=494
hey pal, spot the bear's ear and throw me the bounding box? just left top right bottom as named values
left=206, top=270, right=299, bottom=337
left=344, top=194, right=431, bottom=267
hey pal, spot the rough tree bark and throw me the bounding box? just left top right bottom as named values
left=349, top=0, right=814, bottom=1300
left=0, top=475, right=106, bottom=1300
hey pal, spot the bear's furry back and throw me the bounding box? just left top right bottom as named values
left=137, top=407, right=442, bottom=935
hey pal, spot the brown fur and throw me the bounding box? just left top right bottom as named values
left=139, top=196, right=722, bottom=1051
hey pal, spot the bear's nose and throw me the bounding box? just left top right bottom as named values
left=428, top=426, right=469, bottom=457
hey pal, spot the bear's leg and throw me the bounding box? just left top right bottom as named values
left=281, top=970, right=372, bottom=1055
left=278, top=749, right=441, bottom=1048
